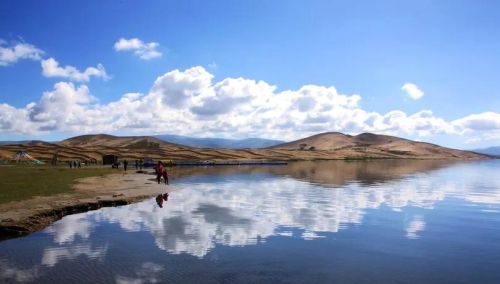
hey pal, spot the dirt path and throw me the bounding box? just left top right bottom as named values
left=0, top=171, right=172, bottom=240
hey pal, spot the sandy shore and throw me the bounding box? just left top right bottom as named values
left=0, top=170, right=171, bottom=240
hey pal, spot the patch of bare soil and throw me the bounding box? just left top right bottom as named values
left=0, top=171, right=171, bottom=240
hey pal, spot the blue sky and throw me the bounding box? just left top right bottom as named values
left=1, top=0, right=499, bottom=149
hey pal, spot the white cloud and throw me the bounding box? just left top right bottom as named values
left=401, top=83, right=424, bottom=100
left=452, top=112, right=500, bottom=131
left=41, top=57, right=109, bottom=82
left=149, top=66, right=213, bottom=108
left=0, top=40, right=43, bottom=66
left=0, top=66, right=499, bottom=144
left=0, top=103, right=35, bottom=134
left=114, top=38, right=162, bottom=60
left=29, top=82, right=95, bottom=127
left=451, top=112, right=500, bottom=144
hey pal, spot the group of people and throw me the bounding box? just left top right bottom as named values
left=153, top=161, right=170, bottom=208
left=118, top=159, right=146, bottom=171
left=118, top=159, right=169, bottom=185
left=68, top=159, right=98, bottom=168
left=117, top=159, right=146, bottom=171
left=68, top=160, right=81, bottom=168
left=134, top=160, right=144, bottom=170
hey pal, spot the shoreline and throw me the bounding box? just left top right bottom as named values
left=0, top=171, right=171, bottom=241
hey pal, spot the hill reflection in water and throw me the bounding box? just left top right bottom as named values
left=171, top=159, right=461, bottom=187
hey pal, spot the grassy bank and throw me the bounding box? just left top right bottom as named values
left=0, top=165, right=116, bottom=204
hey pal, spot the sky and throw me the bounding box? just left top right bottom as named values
left=1, top=0, right=500, bottom=149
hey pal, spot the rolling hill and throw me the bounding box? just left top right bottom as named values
left=270, top=132, right=486, bottom=159
left=0, top=132, right=489, bottom=163
left=60, top=134, right=184, bottom=149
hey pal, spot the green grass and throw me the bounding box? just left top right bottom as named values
left=0, top=165, right=116, bottom=204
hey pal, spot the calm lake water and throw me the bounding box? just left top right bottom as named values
left=1, top=160, right=500, bottom=283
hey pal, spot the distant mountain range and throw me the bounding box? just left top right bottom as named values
left=0, top=140, right=33, bottom=146
left=472, top=147, right=500, bottom=157
left=153, top=134, right=285, bottom=148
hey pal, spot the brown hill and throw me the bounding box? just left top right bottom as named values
left=0, top=132, right=489, bottom=163
left=271, top=132, right=484, bottom=159
left=272, top=132, right=353, bottom=150
left=60, top=134, right=184, bottom=149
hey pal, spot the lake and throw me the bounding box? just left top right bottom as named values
left=1, top=160, right=500, bottom=283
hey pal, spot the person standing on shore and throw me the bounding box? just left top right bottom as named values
left=123, top=160, right=128, bottom=171
left=156, top=161, right=169, bottom=185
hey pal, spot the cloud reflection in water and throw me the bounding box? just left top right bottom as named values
left=43, top=160, right=500, bottom=258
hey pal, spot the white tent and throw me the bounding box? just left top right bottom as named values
left=12, top=151, right=44, bottom=164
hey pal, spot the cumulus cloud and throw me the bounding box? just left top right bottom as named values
left=0, top=40, right=43, bottom=66
left=451, top=112, right=500, bottom=144
left=0, top=40, right=110, bottom=83
left=150, top=66, right=213, bottom=108
left=401, top=83, right=424, bottom=100
left=29, top=82, right=96, bottom=128
left=0, top=66, right=499, bottom=143
left=114, top=38, right=162, bottom=60
left=452, top=112, right=500, bottom=131
left=41, top=57, right=109, bottom=82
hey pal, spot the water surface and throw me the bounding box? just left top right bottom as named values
left=1, top=160, right=500, bottom=283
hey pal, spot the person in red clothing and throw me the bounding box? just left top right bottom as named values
left=156, top=161, right=169, bottom=185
